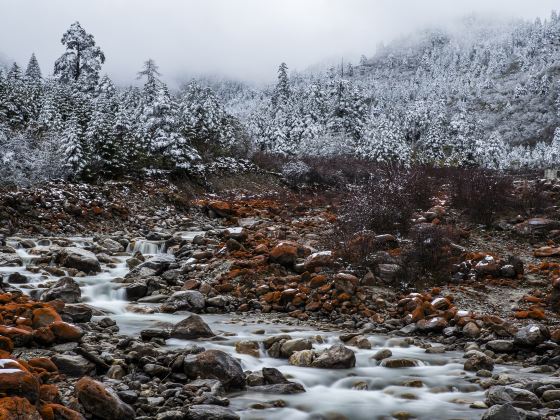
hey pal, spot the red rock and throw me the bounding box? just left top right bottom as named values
left=0, top=337, right=13, bottom=354
left=39, top=384, right=60, bottom=403
left=270, top=242, right=299, bottom=267
left=534, top=246, right=560, bottom=257
left=309, top=275, right=327, bottom=289
left=0, top=364, right=40, bottom=403
left=32, top=307, right=62, bottom=329
left=75, top=377, right=137, bottom=420
left=49, top=322, right=83, bottom=343
left=27, top=358, right=58, bottom=373
left=0, top=326, right=32, bottom=347
left=39, top=403, right=85, bottom=420
left=334, top=273, right=359, bottom=294
left=0, top=397, right=41, bottom=420
left=32, top=327, right=56, bottom=345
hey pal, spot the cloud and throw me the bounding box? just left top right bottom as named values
left=0, top=0, right=557, bottom=85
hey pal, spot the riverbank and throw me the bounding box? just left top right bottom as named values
left=1, top=177, right=560, bottom=419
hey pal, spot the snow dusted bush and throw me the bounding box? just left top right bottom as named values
left=281, top=160, right=312, bottom=186
left=0, top=129, right=68, bottom=186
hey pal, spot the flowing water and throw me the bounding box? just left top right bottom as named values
left=1, top=236, right=540, bottom=420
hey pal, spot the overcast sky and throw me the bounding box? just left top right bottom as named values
left=0, top=0, right=558, bottom=86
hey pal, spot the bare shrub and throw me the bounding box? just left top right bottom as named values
left=448, top=168, right=514, bottom=226
left=400, top=224, right=460, bottom=288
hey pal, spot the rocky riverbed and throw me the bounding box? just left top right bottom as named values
left=1, top=185, right=560, bottom=419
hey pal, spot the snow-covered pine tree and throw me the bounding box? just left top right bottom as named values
left=25, top=53, right=42, bottom=84
left=140, top=85, right=199, bottom=169
left=137, top=59, right=161, bottom=104
left=358, top=113, right=411, bottom=164
left=86, top=75, right=119, bottom=176
left=476, top=131, right=507, bottom=169
left=272, top=63, right=290, bottom=107
left=24, top=54, right=44, bottom=128
left=5, top=63, right=30, bottom=129
left=61, top=113, right=85, bottom=175
left=54, top=22, right=105, bottom=91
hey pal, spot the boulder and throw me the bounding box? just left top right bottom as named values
left=311, top=344, right=355, bottom=369
left=62, top=304, right=93, bottom=323
left=486, top=386, right=541, bottom=410
left=514, top=324, right=549, bottom=347
left=52, top=355, right=94, bottom=377
left=183, top=350, right=246, bottom=390
left=7, top=272, right=28, bottom=284
left=58, top=248, right=101, bottom=274
left=170, top=314, right=214, bottom=340
left=280, top=338, right=313, bottom=358
left=42, top=277, right=82, bottom=303
left=249, top=383, right=305, bottom=394
left=481, top=403, right=523, bottom=420
left=303, top=251, right=333, bottom=271
left=186, top=405, right=239, bottom=420
left=269, top=242, right=299, bottom=267
left=288, top=350, right=315, bottom=367
left=165, top=290, right=206, bottom=312
left=381, top=358, right=419, bottom=368
left=0, top=363, right=40, bottom=403
left=49, top=321, right=84, bottom=342
left=0, top=253, right=23, bottom=267
left=122, top=283, right=148, bottom=301
left=235, top=340, right=260, bottom=357
left=464, top=350, right=494, bottom=372
left=75, top=377, right=135, bottom=420
left=487, top=340, right=514, bottom=353
left=0, top=397, right=41, bottom=419
left=32, top=307, right=62, bottom=328
left=334, top=273, right=359, bottom=294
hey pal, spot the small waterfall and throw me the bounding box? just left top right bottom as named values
left=128, top=239, right=165, bottom=255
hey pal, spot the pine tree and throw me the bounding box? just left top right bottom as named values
left=25, top=53, right=42, bottom=84
left=476, top=131, right=507, bottom=169
left=137, top=59, right=161, bottom=103
left=5, top=63, right=30, bottom=129
left=86, top=75, right=119, bottom=176
left=54, top=21, right=105, bottom=90
left=272, top=63, right=290, bottom=107
left=358, top=114, right=411, bottom=164
left=61, top=114, right=84, bottom=175
left=140, top=85, right=199, bottom=169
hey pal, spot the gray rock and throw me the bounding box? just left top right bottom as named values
left=171, top=314, right=214, bottom=339
left=99, top=238, right=124, bottom=253
left=486, top=386, right=542, bottom=410
left=262, top=367, right=287, bottom=384
left=0, top=252, right=23, bottom=267
left=542, top=389, right=560, bottom=402
left=122, top=283, right=148, bottom=301
left=186, top=405, right=239, bottom=420
left=372, top=348, right=392, bottom=361
left=51, top=354, right=95, bottom=376
left=249, top=382, right=305, bottom=394
left=464, top=350, right=494, bottom=371
left=481, top=403, right=523, bottom=420
left=7, top=272, right=28, bottom=284
left=183, top=350, right=246, bottom=390
left=58, top=247, right=101, bottom=274
left=62, top=303, right=93, bottom=323
left=487, top=340, right=514, bottom=353
left=311, top=344, right=356, bottom=369
left=280, top=338, right=313, bottom=358
left=514, top=324, right=549, bottom=347
left=166, top=290, right=206, bottom=312
left=42, top=277, right=82, bottom=303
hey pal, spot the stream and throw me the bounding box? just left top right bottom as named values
left=1, top=236, right=540, bottom=420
